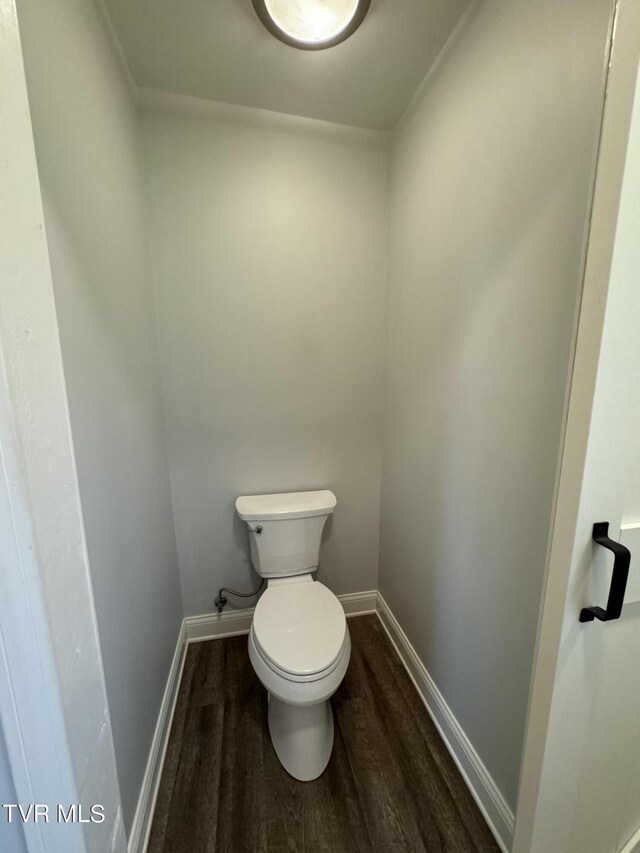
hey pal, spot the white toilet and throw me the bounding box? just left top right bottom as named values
left=236, top=489, right=350, bottom=781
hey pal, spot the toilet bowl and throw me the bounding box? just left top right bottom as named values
left=236, top=490, right=350, bottom=781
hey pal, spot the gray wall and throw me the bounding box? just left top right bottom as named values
left=0, top=725, right=26, bottom=853
left=380, top=0, right=612, bottom=809
left=17, top=0, right=183, bottom=830
left=141, top=92, right=388, bottom=615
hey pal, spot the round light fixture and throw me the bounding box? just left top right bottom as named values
left=252, top=0, right=371, bottom=50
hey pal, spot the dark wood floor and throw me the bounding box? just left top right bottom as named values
left=148, top=615, right=500, bottom=852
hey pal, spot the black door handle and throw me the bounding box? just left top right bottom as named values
left=580, top=522, right=631, bottom=623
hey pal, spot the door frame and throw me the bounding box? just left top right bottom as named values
left=0, top=1, right=124, bottom=850
left=513, top=1, right=640, bottom=850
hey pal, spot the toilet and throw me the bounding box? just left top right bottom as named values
left=236, top=489, right=350, bottom=781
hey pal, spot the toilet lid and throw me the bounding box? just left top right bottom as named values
left=253, top=582, right=347, bottom=677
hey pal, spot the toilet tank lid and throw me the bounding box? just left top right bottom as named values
left=235, top=490, right=337, bottom=521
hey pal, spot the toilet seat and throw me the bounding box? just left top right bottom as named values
left=252, top=580, right=347, bottom=679
left=248, top=623, right=351, bottom=707
left=251, top=627, right=349, bottom=684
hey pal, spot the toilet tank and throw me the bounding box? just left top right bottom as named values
left=235, top=490, right=336, bottom=578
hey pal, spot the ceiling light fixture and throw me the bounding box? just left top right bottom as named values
left=252, top=0, right=371, bottom=50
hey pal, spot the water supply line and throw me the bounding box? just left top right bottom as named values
left=214, top=577, right=265, bottom=613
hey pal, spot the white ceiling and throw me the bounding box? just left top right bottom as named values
left=103, top=0, right=470, bottom=130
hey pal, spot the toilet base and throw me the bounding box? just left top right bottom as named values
left=267, top=693, right=334, bottom=781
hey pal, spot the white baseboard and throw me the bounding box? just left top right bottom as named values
left=130, top=589, right=512, bottom=853
left=375, top=593, right=514, bottom=853
left=621, top=826, right=640, bottom=853
left=339, top=589, right=378, bottom=617
left=185, top=605, right=255, bottom=642
left=184, top=589, right=378, bottom=643
left=127, top=620, right=187, bottom=853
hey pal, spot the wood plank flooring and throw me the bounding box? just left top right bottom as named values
left=148, top=615, right=500, bottom=852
